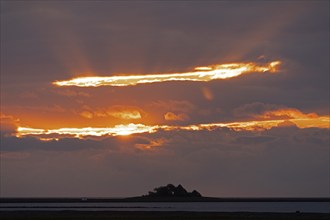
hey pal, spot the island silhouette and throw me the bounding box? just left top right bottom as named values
left=2, top=184, right=328, bottom=203
left=144, top=184, right=202, bottom=198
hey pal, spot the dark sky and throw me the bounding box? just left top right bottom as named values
left=0, top=0, right=329, bottom=197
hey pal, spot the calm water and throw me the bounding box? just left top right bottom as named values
left=1, top=202, right=329, bottom=213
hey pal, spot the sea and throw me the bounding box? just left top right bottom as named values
left=1, top=201, right=329, bottom=213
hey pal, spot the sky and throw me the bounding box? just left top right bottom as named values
left=0, top=0, right=329, bottom=198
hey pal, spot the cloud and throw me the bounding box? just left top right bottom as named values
left=53, top=61, right=280, bottom=87
left=234, top=102, right=285, bottom=118
left=1, top=1, right=329, bottom=198
left=107, top=110, right=141, bottom=120
left=149, top=100, right=195, bottom=113
left=258, top=109, right=318, bottom=120
left=16, top=123, right=158, bottom=139
left=79, top=105, right=143, bottom=120
left=0, top=133, right=118, bottom=152
left=0, top=152, right=30, bottom=160
left=135, top=138, right=167, bottom=150
left=14, top=112, right=329, bottom=140
left=232, top=104, right=329, bottom=129
left=164, top=112, right=189, bottom=121
left=234, top=136, right=275, bottom=145
left=201, top=87, right=214, bottom=101
left=234, top=102, right=320, bottom=119
left=103, top=106, right=143, bottom=120
left=53, top=89, right=91, bottom=98
left=0, top=113, right=20, bottom=133
left=0, top=113, right=18, bottom=122
left=277, top=120, right=297, bottom=127
left=80, top=111, right=93, bottom=119
left=1, top=123, right=329, bottom=197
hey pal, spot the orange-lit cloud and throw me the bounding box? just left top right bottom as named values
left=107, top=110, right=141, bottom=120
left=79, top=106, right=143, bottom=120
left=80, top=111, right=94, bottom=119
left=248, top=108, right=329, bottom=129
left=16, top=123, right=158, bottom=139
left=0, top=113, right=19, bottom=122
left=135, top=138, right=167, bottom=150
left=164, top=112, right=189, bottom=121
left=0, top=113, right=20, bottom=132
left=258, top=108, right=318, bottom=120
left=15, top=115, right=329, bottom=140
left=53, top=61, right=281, bottom=87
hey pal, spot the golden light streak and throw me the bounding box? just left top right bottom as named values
left=291, top=116, right=330, bottom=129
left=16, top=115, right=329, bottom=140
left=16, top=124, right=158, bottom=139
left=53, top=61, right=281, bottom=87
left=258, top=109, right=318, bottom=119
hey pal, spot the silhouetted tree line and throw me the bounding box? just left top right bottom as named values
left=146, top=184, right=202, bottom=197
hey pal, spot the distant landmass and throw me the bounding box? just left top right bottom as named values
left=1, top=184, right=329, bottom=203
left=143, top=184, right=202, bottom=198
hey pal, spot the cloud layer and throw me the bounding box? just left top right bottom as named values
left=1, top=1, right=329, bottom=197
left=1, top=126, right=329, bottom=197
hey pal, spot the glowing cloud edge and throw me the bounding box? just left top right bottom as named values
left=15, top=116, right=330, bottom=140
left=53, top=61, right=281, bottom=87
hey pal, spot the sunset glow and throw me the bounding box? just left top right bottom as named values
left=16, top=124, right=158, bottom=139
left=15, top=115, right=329, bottom=140
left=53, top=61, right=281, bottom=87
left=2, top=1, right=329, bottom=198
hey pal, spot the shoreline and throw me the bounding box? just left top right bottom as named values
left=1, top=211, right=329, bottom=220
left=1, top=197, right=329, bottom=203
